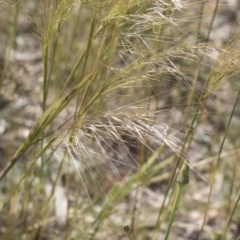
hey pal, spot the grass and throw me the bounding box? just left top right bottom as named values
left=0, top=0, right=240, bottom=239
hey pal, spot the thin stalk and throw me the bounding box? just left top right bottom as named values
left=41, top=32, right=50, bottom=178
left=164, top=161, right=189, bottom=240
left=198, top=87, right=240, bottom=240
left=221, top=186, right=240, bottom=240
left=130, top=140, right=146, bottom=238
left=68, top=4, right=83, bottom=51
left=61, top=4, right=84, bottom=92
left=61, top=48, right=87, bottom=92
left=196, top=1, right=205, bottom=43
left=206, top=0, right=219, bottom=42
left=47, top=19, right=64, bottom=93
left=42, top=38, right=50, bottom=112
left=226, top=151, right=238, bottom=212
left=197, top=156, right=215, bottom=240
left=130, top=185, right=139, bottom=237
left=63, top=162, right=72, bottom=240
left=181, top=66, right=200, bottom=130
left=78, top=9, right=97, bottom=76
left=75, top=9, right=97, bottom=117
left=42, top=1, right=67, bottom=111
left=0, top=1, right=20, bottom=88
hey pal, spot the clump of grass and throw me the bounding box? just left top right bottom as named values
left=0, top=0, right=240, bottom=239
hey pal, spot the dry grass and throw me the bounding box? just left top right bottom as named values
left=0, top=0, right=240, bottom=239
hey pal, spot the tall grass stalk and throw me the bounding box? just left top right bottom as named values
left=164, top=161, right=189, bottom=240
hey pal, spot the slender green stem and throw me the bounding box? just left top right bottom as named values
left=164, top=162, right=189, bottom=240
left=164, top=185, right=184, bottom=240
